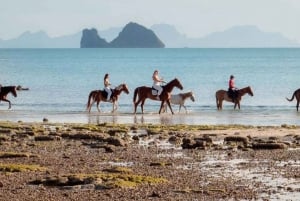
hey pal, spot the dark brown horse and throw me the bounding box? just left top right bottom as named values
left=86, top=83, right=129, bottom=113
left=133, top=78, right=183, bottom=114
left=0, top=86, right=18, bottom=109
left=215, top=86, right=253, bottom=110
left=286, top=88, right=300, bottom=111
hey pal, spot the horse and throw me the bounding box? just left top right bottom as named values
left=133, top=78, right=183, bottom=114
left=86, top=83, right=129, bottom=113
left=215, top=86, right=253, bottom=110
left=0, top=86, right=19, bottom=109
left=162, top=91, right=195, bottom=113
left=286, top=88, right=300, bottom=111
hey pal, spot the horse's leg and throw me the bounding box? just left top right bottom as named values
left=111, top=101, right=115, bottom=113
left=178, top=104, right=182, bottom=113
left=112, top=101, right=118, bottom=113
left=1, top=99, right=11, bottom=109
left=141, top=99, right=146, bottom=114
left=134, top=98, right=142, bottom=114
left=166, top=100, right=174, bottom=115
left=159, top=101, right=165, bottom=114
left=88, top=100, right=95, bottom=112
left=96, top=101, right=101, bottom=112
left=297, top=100, right=299, bottom=111
left=182, top=105, right=187, bottom=114
left=219, top=100, right=223, bottom=110
left=234, top=101, right=238, bottom=110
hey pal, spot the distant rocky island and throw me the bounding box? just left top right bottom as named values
left=0, top=23, right=299, bottom=48
left=80, top=22, right=165, bottom=48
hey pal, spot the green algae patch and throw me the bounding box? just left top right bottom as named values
left=30, top=172, right=167, bottom=189
left=0, top=121, right=20, bottom=130
left=150, top=162, right=173, bottom=167
left=0, top=152, right=38, bottom=158
left=103, top=166, right=133, bottom=174
left=0, top=163, right=46, bottom=172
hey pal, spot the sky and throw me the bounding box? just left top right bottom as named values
left=0, top=0, right=300, bottom=42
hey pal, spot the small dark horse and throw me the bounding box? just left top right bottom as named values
left=0, top=86, right=18, bottom=109
left=286, top=88, right=300, bottom=111
left=215, top=86, right=254, bottom=110
left=133, top=78, right=183, bottom=114
left=86, top=83, right=129, bottom=113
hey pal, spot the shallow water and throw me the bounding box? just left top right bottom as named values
left=1, top=48, right=300, bottom=125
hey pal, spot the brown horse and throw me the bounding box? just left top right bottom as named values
left=133, top=78, right=183, bottom=114
left=0, top=86, right=18, bottom=109
left=86, top=83, right=129, bottom=113
left=286, top=88, right=300, bottom=111
left=215, top=86, right=253, bottom=110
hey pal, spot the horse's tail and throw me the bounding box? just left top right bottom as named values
left=286, top=91, right=296, bottom=102
left=133, top=87, right=139, bottom=104
left=86, top=91, right=95, bottom=110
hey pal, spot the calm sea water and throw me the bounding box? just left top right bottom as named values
left=0, top=48, right=299, bottom=125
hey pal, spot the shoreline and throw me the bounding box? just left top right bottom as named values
left=0, top=109, right=299, bottom=126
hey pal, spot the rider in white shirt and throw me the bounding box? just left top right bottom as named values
left=152, top=70, right=164, bottom=100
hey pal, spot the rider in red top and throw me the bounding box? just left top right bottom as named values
left=228, top=75, right=238, bottom=101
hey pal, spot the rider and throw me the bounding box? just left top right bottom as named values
left=104, top=73, right=112, bottom=101
left=152, top=70, right=164, bottom=100
left=228, top=75, right=238, bottom=102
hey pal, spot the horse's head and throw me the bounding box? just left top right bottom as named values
left=12, top=86, right=17, bottom=97
left=189, top=92, right=195, bottom=102
left=247, top=86, right=254, bottom=96
left=121, top=83, right=130, bottom=94
left=173, top=78, right=183, bottom=90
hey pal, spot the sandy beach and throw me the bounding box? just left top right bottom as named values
left=0, top=121, right=299, bottom=200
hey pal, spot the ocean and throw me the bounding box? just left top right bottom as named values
left=0, top=48, right=299, bottom=125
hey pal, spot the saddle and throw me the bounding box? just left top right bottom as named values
left=151, top=87, right=158, bottom=96
left=227, top=89, right=239, bottom=101
left=102, top=89, right=114, bottom=99
left=151, top=85, right=164, bottom=96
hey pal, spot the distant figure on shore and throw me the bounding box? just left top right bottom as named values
left=228, top=75, right=238, bottom=102
left=104, top=73, right=112, bottom=101
left=152, top=70, right=165, bottom=100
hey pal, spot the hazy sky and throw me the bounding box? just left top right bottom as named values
left=1, top=0, right=299, bottom=42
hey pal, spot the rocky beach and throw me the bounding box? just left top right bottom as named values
left=0, top=121, right=299, bottom=201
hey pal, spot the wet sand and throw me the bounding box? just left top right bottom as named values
left=0, top=121, right=299, bottom=200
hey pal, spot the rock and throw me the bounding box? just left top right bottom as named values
left=252, top=142, right=286, bottom=149
left=80, top=28, right=109, bottom=48
left=106, top=137, right=126, bottom=146
left=110, top=22, right=165, bottom=48
left=181, top=137, right=206, bottom=149
left=34, top=135, right=61, bottom=141
left=80, top=22, right=165, bottom=48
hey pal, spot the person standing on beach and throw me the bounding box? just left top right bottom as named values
left=228, top=75, right=238, bottom=102
left=104, top=73, right=112, bottom=101
left=152, top=70, right=164, bottom=100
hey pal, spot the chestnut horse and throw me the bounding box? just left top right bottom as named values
left=86, top=83, right=129, bottom=113
left=133, top=78, right=183, bottom=114
left=0, top=86, right=18, bottom=109
left=286, top=88, right=300, bottom=111
left=215, top=86, right=253, bottom=110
